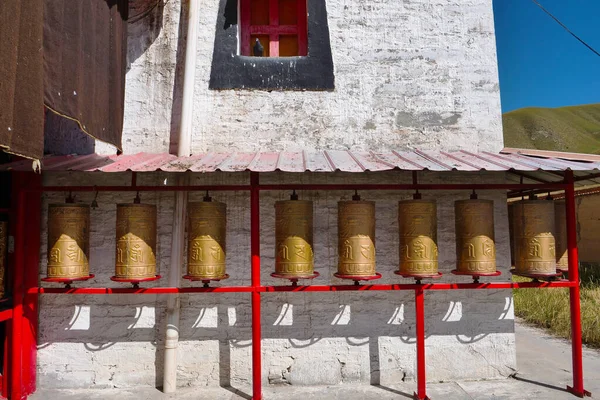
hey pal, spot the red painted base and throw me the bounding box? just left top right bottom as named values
left=183, top=274, right=230, bottom=288
left=510, top=269, right=564, bottom=282
left=451, top=270, right=501, bottom=283
left=110, top=275, right=161, bottom=288
left=395, top=271, right=442, bottom=284
left=566, top=385, right=592, bottom=398
left=271, top=271, right=320, bottom=287
left=413, top=391, right=431, bottom=400
left=41, top=274, right=95, bottom=288
left=334, top=272, right=382, bottom=285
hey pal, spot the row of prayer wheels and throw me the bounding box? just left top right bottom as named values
left=45, top=194, right=569, bottom=283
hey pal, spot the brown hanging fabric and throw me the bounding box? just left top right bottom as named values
left=43, top=0, right=129, bottom=155
left=0, top=0, right=44, bottom=159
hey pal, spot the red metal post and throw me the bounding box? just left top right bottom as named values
left=414, top=287, right=429, bottom=400
left=20, top=174, right=42, bottom=397
left=8, top=172, right=42, bottom=400
left=564, top=171, right=590, bottom=397
left=9, top=187, right=26, bottom=399
left=250, top=173, right=262, bottom=400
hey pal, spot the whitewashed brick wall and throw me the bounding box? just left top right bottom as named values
left=95, top=0, right=503, bottom=155
left=37, top=171, right=515, bottom=390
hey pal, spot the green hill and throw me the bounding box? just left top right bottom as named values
left=503, top=103, right=600, bottom=154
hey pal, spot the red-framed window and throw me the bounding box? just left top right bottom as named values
left=240, top=0, right=308, bottom=57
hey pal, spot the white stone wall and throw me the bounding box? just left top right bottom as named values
left=94, top=0, right=503, bottom=155
left=37, top=171, right=515, bottom=390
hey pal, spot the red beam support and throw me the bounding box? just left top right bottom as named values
left=250, top=173, right=262, bottom=400
left=30, top=280, right=576, bottom=295
left=565, top=171, right=591, bottom=397
left=36, top=182, right=569, bottom=194
left=414, top=287, right=428, bottom=400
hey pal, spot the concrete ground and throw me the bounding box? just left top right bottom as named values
left=30, top=321, right=600, bottom=399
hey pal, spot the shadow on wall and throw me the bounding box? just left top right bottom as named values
left=37, top=290, right=513, bottom=391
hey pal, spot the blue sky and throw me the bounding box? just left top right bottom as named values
left=493, top=0, right=600, bottom=112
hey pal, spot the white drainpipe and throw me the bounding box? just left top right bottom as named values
left=163, top=0, right=200, bottom=393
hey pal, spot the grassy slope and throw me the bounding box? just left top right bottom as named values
left=513, top=265, right=600, bottom=348
left=503, top=103, right=600, bottom=153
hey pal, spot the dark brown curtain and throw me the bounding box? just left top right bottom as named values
left=0, top=1, right=44, bottom=159
left=0, top=1, right=129, bottom=160
left=44, top=0, right=128, bottom=155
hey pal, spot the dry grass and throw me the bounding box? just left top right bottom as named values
left=513, top=264, right=600, bottom=348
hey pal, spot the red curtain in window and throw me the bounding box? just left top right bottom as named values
left=240, top=0, right=308, bottom=57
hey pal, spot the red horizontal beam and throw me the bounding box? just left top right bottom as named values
left=257, top=183, right=569, bottom=191
left=36, top=183, right=569, bottom=193
left=0, top=208, right=9, bottom=214
left=0, top=309, right=12, bottom=322
left=39, top=185, right=251, bottom=193
left=30, top=286, right=255, bottom=295
left=30, top=280, right=576, bottom=295
left=250, top=25, right=298, bottom=35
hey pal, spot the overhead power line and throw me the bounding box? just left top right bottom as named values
left=530, top=0, right=600, bottom=58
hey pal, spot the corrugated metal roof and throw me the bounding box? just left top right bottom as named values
left=3, top=149, right=600, bottom=174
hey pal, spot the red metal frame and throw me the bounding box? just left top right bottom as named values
left=565, top=171, right=591, bottom=398
left=9, top=171, right=588, bottom=400
left=240, top=0, right=308, bottom=57
left=7, top=173, right=42, bottom=400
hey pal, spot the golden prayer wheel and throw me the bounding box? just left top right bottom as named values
left=554, top=200, right=569, bottom=271
left=187, top=200, right=227, bottom=279
left=455, top=199, right=496, bottom=274
left=397, top=200, right=438, bottom=276
left=0, top=221, right=7, bottom=297
left=337, top=199, right=376, bottom=277
left=508, top=203, right=515, bottom=267
left=513, top=199, right=556, bottom=275
left=47, top=204, right=90, bottom=279
left=275, top=198, right=314, bottom=278
left=115, top=203, right=157, bottom=279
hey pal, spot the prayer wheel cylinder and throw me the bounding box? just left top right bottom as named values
left=47, top=204, right=90, bottom=279
left=398, top=200, right=438, bottom=276
left=513, top=200, right=556, bottom=275
left=508, top=203, right=515, bottom=267
left=115, top=204, right=157, bottom=279
left=275, top=200, right=314, bottom=277
left=455, top=199, right=496, bottom=274
left=554, top=200, right=569, bottom=271
left=0, top=222, right=7, bottom=297
left=187, top=201, right=227, bottom=279
left=337, top=200, right=376, bottom=277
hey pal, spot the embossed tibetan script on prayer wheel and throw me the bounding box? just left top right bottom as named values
left=115, top=204, right=157, bottom=279
left=187, top=200, right=227, bottom=280
left=47, top=204, right=90, bottom=279
left=397, top=200, right=438, bottom=276
left=0, top=222, right=7, bottom=297
left=275, top=198, right=314, bottom=278
left=337, top=199, right=376, bottom=277
left=554, top=200, right=569, bottom=271
left=455, top=199, right=496, bottom=274
left=513, top=200, right=557, bottom=275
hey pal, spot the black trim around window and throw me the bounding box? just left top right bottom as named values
left=209, top=0, right=335, bottom=91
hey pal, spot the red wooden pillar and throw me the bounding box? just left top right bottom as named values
left=414, top=287, right=429, bottom=400
left=9, top=172, right=41, bottom=399
left=250, top=172, right=262, bottom=400
left=564, top=171, right=590, bottom=398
